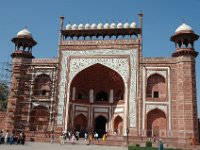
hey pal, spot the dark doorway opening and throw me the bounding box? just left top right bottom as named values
left=96, top=91, right=108, bottom=101
left=94, top=116, right=107, bottom=137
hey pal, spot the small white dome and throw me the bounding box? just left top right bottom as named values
left=123, top=22, right=130, bottom=28
left=91, top=23, right=97, bottom=29
left=78, top=24, right=84, bottom=29
left=130, top=22, right=137, bottom=28
left=104, top=23, right=110, bottom=29
left=66, top=24, right=71, bottom=30
left=85, top=23, right=90, bottom=29
left=72, top=24, right=78, bottom=30
left=17, top=28, right=32, bottom=37
left=97, top=23, right=103, bottom=29
left=110, top=23, right=116, bottom=29
left=175, top=23, right=193, bottom=33
left=117, top=22, right=123, bottom=28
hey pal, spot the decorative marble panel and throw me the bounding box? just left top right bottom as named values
left=75, top=106, right=88, bottom=111
left=146, top=70, right=166, bottom=78
left=146, top=104, right=167, bottom=115
left=57, top=49, right=137, bottom=128
left=114, top=108, right=124, bottom=113
left=94, top=108, right=108, bottom=113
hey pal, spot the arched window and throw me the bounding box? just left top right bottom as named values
left=147, top=74, right=166, bottom=99
left=33, top=74, right=51, bottom=97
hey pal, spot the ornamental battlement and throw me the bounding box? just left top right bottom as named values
left=59, top=14, right=143, bottom=41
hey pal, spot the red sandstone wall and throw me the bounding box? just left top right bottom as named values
left=0, top=112, right=6, bottom=130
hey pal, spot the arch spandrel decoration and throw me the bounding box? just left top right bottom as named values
left=146, top=70, right=166, bottom=79
left=69, top=58, right=129, bottom=84
left=146, top=105, right=167, bottom=115
left=57, top=49, right=137, bottom=128
left=74, top=112, right=87, bottom=118
left=35, top=70, right=53, bottom=77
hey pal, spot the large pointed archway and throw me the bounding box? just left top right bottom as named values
left=94, top=115, right=107, bottom=137
left=146, top=108, right=167, bottom=137
left=67, top=63, right=125, bottom=134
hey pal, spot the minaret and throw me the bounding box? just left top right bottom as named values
left=6, top=28, right=37, bottom=130
left=170, top=23, right=199, bottom=143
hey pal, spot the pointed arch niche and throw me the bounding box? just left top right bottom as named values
left=70, top=63, right=124, bottom=103
left=114, top=115, right=123, bottom=135
left=146, top=73, right=167, bottom=100
left=29, top=105, right=49, bottom=131
left=146, top=108, right=167, bottom=137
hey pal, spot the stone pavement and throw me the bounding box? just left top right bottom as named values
left=0, top=140, right=128, bottom=150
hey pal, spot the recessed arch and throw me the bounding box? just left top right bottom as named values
left=29, top=105, right=49, bottom=131
left=114, top=115, right=123, bottom=135
left=74, top=113, right=87, bottom=133
left=33, top=74, right=52, bottom=96
left=146, top=73, right=166, bottom=99
left=146, top=108, right=167, bottom=137
left=70, top=63, right=125, bottom=102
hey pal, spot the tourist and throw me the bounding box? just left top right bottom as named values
left=84, top=132, right=88, bottom=141
left=60, top=133, right=65, bottom=145
left=21, top=132, right=26, bottom=145
left=4, top=130, right=8, bottom=144
left=9, top=131, right=14, bottom=145
left=75, top=130, right=80, bottom=141
left=94, top=132, right=99, bottom=143
left=158, top=139, right=164, bottom=150
left=102, top=133, right=106, bottom=141
left=16, top=132, right=23, bottom=144
left=67, top=131, right=71, bottom=141
left=50, top=131, right=54, bottom=144
left=71, top=134, right=76, bottom=144
left=0, top=131, right=2, bottom=144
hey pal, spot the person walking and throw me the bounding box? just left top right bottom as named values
left=158, top=139, right=164, bottom=150
left=9, top=131, right=14, bottom=145
left=4, top=130, right=9, bottom=144
left=0, top=131, right=2, bottom=144
left=50, top=131, right=54, bottom=144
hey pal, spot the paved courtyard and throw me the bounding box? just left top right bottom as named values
left=0, top=141, right=127, bottom=150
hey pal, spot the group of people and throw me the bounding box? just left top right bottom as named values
left=0, top=130, right=26, bottom=145
left=57, top=130, right=108, bottom=145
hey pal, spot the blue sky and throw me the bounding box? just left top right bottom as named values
left=0, top=0, right=200, bottom=115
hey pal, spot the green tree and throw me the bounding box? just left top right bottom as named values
left=0, top=81, right=9, bottom=111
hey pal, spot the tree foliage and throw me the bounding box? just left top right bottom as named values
left=0, top=81, right=9, bottom=111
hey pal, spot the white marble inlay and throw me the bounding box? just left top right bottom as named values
left=94, top=108, right=108, bottom=113
left=146, top=70, right=166, bottom=78
left=114, top=108, right=124, bottom=113
left=57, top=49, right=137, bottom=128
left=75, top=106, right=88, bottom=111
left=146, top=104, right=167, bottom=115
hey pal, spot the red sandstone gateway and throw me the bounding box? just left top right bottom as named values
left=3, top=13, right=199, bottom=147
